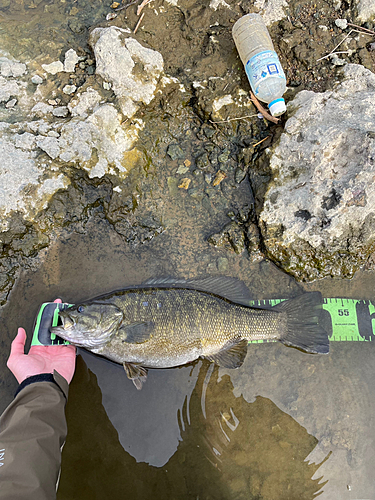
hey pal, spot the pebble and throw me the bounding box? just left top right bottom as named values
left=103, top=82, right=112, bottom=90
left=5, top=98, right=17, bottom=108
left=42, top=60, right=64, bottom=75
left=63, top=84, right=77, bottom=95
left=335, top=19, right=348, bottom=30
left=52, top=106, right=69, bottom=118
left=176, top=165, right=189, bottom=174
left=64, top=49, right=79, bottom=73
left=167, top=144, right=184, bottom=160
left=47, top=131, right=60, bottom=138
left=31, top=75, right=43, bottom=85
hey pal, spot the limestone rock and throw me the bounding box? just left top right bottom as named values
left=42, top=60, right=64, bottom=75
left=67, top=87, right=102, bottom=118
left=63, top=49, right=79, bottom=73
left=89, top=26, right=164, bottom=118
left=0, top=56, right=27, bottom=77
left=259, top=64, right=375, bottom=281
left=37, top=104, right=144, bottom=178
left=0, top=131, right=69, bottom=228
left=357, top=0, right=375, bottom=22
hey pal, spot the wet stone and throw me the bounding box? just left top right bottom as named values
left=176, top=165, right=189, bottom=174
left=31, top=75, right=43, bottom=85
left=167, top=144, right=184, bottom=160
left=195, top=152, right=211, bottom=170
left=208, top=221, right=246, bottom=254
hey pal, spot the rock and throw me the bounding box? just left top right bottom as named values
left=167, top=144, right=184, bottom=160
left=254, top=0, right=289, bottom=25
left=68, top=87, right=102, bottom=118
left=89, top=26, right=164, bottom=118
left=36, top=136, right=61, bottom=159
left=259, top=64, right=375, bottom=281
left=42, top=60, right=64, bottom=75
left=208, top=221, right=246, bottom=254
left=0, top=77, right=22, bottom=103
left=63, top=84, right=77, bottom=95
left=0, top=57, right=27, bottom=77
left=335, top=18, right=348, bottom=29
left=52, top=106, right=69, bottom=117
left=5, top=98, right=17, bottom=108
left=31, top=75, right=43, bottom=85
left=63, top=49, right=79, bottom=73
left=37, top=104, right=144, bottom=178
left=0, top=133, right=69, bottom=225
left=357, top=0, right=375, bottom=22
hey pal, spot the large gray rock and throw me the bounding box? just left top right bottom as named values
left=259, top=64, right=375, bottom=281
left=357, top=0, right=375, bottom=21
left=89, top=26, right=164, bottom=118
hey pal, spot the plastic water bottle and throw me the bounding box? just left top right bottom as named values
left=232, top=14, right=287, bottom=117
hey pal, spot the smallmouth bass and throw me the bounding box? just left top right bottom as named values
left=51, top=276, right=329, bottom=389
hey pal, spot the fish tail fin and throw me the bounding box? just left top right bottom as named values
left=275, top=292, right=329, bottom=354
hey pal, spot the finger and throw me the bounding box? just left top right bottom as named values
left=54, top=298, right=62, bottom=304
left=9, top=328, right=26, bottom=358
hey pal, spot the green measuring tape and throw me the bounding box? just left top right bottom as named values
left=31, top=298, right=375, bottom=347
left=247, top=298, right=375, bottom=344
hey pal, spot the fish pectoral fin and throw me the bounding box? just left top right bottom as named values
left=120, top=321, right=154, bottom=344
left=205, top=337, right=248, bottom=369
left=123, top=362, right=148, bottom=390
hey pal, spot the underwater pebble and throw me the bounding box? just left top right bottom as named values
left=176, top=165, right=189, bottom=174
left=178, top=178, right=191, bottom=189
left=167, top=144, right=184, bottom=160
left=63, top=84, right=77, bottom=95
left=31, top=75, right=43, bottom=85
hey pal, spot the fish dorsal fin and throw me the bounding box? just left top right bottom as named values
left=123, top=362, right=148, bottom=390
left=205, top=337, right=248, bottom=369
left=120, top=321, right=154, bottom=344
left=141, top=276, right=252, bottom=305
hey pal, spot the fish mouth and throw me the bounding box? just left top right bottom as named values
left=50, top=314, right=75, bottom=338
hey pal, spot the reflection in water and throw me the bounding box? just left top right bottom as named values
left=58, top=357, right=327, bottom=500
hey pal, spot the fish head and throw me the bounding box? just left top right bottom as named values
left=51, top=302, right=123, bottom=349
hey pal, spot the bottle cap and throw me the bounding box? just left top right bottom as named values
left=269, top=98, right=286, bottom=117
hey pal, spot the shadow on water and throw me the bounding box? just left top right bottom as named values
left=57, top=356, right=326, bottom=500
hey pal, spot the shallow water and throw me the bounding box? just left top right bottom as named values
left=1, top=214, right=375, bottom=500
left=1, top=0, right=375, bottom=498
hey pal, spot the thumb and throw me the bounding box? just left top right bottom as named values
left=8, top=328, right=26, bottom=361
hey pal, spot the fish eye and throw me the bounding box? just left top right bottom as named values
left=77, top=306, right=84, bottom=313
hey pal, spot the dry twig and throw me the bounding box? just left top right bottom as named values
left=252, top=136, right=271, bottom=148
left=347, top=22, right=375, bottom=36
left=137, top=0, right=152, bottom=15
left=134, top=12, right=145, bottom=33
left=115, top=0, right=138, bottom=13
left=250, top=91, right=279, bottom=124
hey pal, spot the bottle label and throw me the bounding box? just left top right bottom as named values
left=245, top=50, right=286, bottom=95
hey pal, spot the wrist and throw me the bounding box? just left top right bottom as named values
left=14, top=373, right=66, bottom=398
